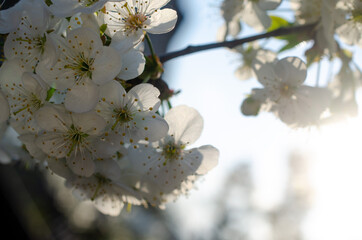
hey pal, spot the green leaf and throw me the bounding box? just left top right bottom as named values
left=278, top=35, right=300, bottom=53
left=99, top=24, right=107, bottom=35
left=267, top=16, right=290, bottom=32
left=46, top=87, right=56, bottom=101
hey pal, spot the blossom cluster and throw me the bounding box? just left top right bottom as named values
left=0, top=0, right=219, bottom=215
left=218, top=0, right=362, bottom=127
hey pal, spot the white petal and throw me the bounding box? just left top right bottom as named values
left=65, top=79, right=100, bottom=113
left=127, top=83, right=161, bottom=111
left=241, top=2, right=270, bottom=31
left=92, top=46, right=122, bottom=85
left=93, top=192, right=124, bottom=216
left=67, top=149, right=95, bottom=177
left=275, top=57, right=307, bottom=87
left=18, top=134, right=46, bottom=160
left=194, top=145, right=219, bottom=174
left=35, top=105, right=71, bottom=132
left=0, top=59, right=24, bottom=94
left=133, top=112, right=169, bottom=142
left=46, top=157, right=75, bottom=180
left=117, top=49, right=145, bottom=80
left=48, top=0, right=109, bottom=17
left=258, top=0, right=282, bottom=10
left=98, top=80, right=126, bottom=108
left=72, top=111, right=106, bottom=135
left=146, top=9, right=178, bottom=34
left=165, top=105, right=203, bottom=145
left=147, top=0, right=170, bottom=11
left=252, top=57, right=279, bottom=88
left=235, top=65, right=254, bottom=81
left=228, top=20, right=242, bottom=37
left=95, top=158, right=122, bottom=182
left=0, top=92, right=9, bottom=123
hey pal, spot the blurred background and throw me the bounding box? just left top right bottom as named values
left=1, top=0, right=362, bottom=239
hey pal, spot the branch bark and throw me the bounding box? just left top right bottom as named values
left=159, top=22, right=317, bottom=63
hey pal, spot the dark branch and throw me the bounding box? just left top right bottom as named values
left=160, top=22, right=318, bottom=63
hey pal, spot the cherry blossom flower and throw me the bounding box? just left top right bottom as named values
left=336, top=0, right=362, bottom=47
left=0, top=0, right=43, bottom=34
left=0, top=59, right=48, bottom=132
left=102, top=0, right=177, bottom=44
left=35, top=105, right=109, bottom=177
left=252, top=56, right=331, bottom=127
left=95, top=81, right=168, bottom=144
left=47, top=157, right=144, bottom=216
left=36, top=27, right=123, bottom=113
left=3, top=1, right=58, bottom=71
left=233, top=44, right=276, bottom=81
left=217, top=0, right=243, bottom=40
left=218, top=0, right=281, bottom=40
left=291, top=0, right=345, bottom=55
left=129, top=105, right=219, bottom=207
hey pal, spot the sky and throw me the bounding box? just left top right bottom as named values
left=160, top=0, right=362, bottom=239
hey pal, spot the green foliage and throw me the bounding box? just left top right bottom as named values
left=267, top=16, right=290, bottom=32
left=100, top=24, right=107, bottom=36
left=46, top=87, right=56, bottom=101
left=268, top=16, right=309, bottom=53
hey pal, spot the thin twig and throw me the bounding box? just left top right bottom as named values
left=160, top=22, right=317, bottom=63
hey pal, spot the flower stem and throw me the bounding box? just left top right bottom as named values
left=145, top=33, right=157, bottom=61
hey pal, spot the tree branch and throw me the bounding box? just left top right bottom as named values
left=159, top=22, right=317, bottom=63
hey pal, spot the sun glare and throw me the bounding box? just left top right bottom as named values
left=304, top=117, right=362, bottom=239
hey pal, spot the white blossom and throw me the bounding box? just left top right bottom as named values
left=233, top=44, right=276, bottom=81
left=36, top=27, right=123, bottom=113
left=291, top=0, right=345, bottom=55
left=252, top=56, right=331, bottom=127
left=218, top=0, right=281, bottom=40
left=0, top=59, right=48, bottom=132
left=35, top=105, right=109, bottom=177
left=47, top=157, right=143, bottom=216
left=102, top=0, right=177, bottom=44
left=129, top=105, right=219, bottom=207
left=336, top=0, right=362, bottom=47
left=95, top=80, right=169, bottom=144
left=0, top=0, right=44, bottom=34
left=3, top=1, right=58, bottom=71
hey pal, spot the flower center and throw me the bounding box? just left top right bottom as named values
left=162, top=141, right=185, bottom=163
left=112, top=106, right=134, bottom=130
left=125, top=13, right=147, bottom=30
left=13, top=93, right=44, bottom=116
left=29, top=93, right=43, bottom=111
left=122, top=2, right=148, bottom=31
left=64, top=53, right=94, bottom=80
left=66, top=124, right=89, bottom=156
left=16, top=34, right=47, bottom=54
left=280, top=83, right=294, bottom=97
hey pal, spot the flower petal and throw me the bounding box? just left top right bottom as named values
left=165, top=105, right=203, bottom=145
left=92, top=46, right=122, bottom=85
left=275, top=57, right=307, bottom=87
left=64, top=79, right=100, bottom=113
left=146, top=9, right=178, bottom=34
